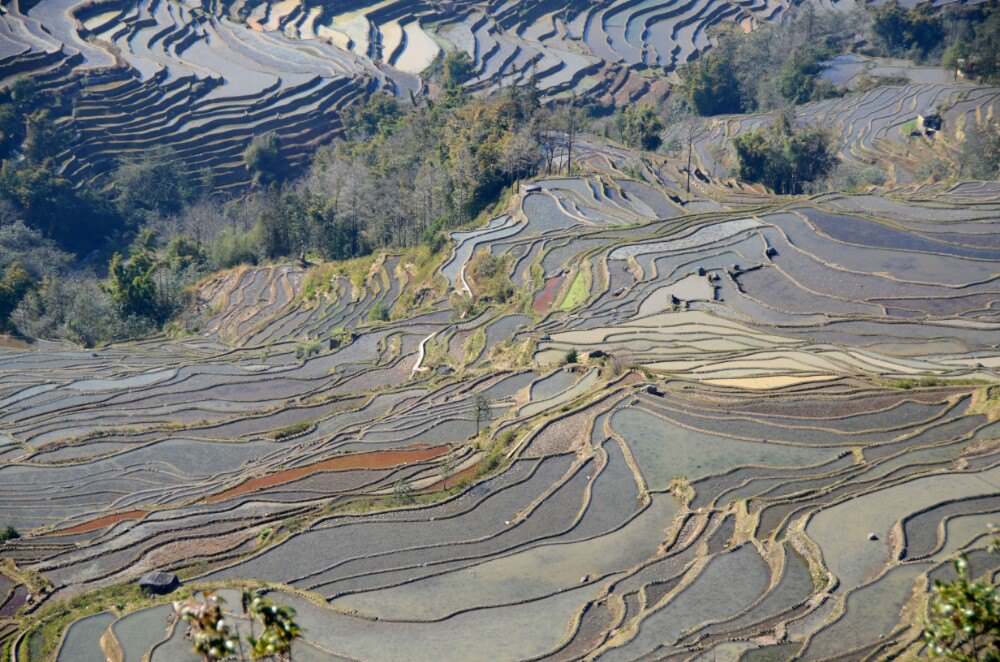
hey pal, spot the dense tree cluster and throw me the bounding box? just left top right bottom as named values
left=0, top=76, right=116, bottom=250
left=0, top=201, right=70, bottom=333
left=13, top=275, right=157, bottom=347
left=0, top=263, right=31, bottom=333
left=677, top=9, right=860, bottom=116
left=243, top=132, right=286, bottom=187
left=245, top=84, right=546, bottom=262
left=0, top=132, right=213, bottom=344
left=680, top=44, right=745, bottom=116
left=871, top=0, right=944, bottom=58
left=732, top=114, right=837, bottom=194
left=441, top=51, right=476, bottom=89
left=112, top=146, right=200, bottom=226
left=776, top=46, right=835, bottom=105
left=616, top=105, right=665, bottom=150
left=941, top=1, right=999, bottom=83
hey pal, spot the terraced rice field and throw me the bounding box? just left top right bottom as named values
left=4, top=0, right=419, bottom=187
left=1, top=123, right=997, bottom=659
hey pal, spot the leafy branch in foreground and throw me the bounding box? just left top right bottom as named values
left=923, top=531, right=1000, bottom=661
left=247, top=595, right=302, bottom=662
left=175, top=591, right=303, bottom=661
left=174, top=591, right=242, bottom=661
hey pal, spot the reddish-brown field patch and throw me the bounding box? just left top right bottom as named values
left=204, top=445, right=450, bottom=503
left=533, top=275, right=566, bottom=313
left=49, top=510, right=147, bottom=536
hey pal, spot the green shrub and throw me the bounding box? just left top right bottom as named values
left=0, top=263, right=32, bottom=332
left=478, top=451, right=502, bottom=475
left=392, top=479, right=415, bottom=505
left=112, top=146, right=197, bottom=223
left=680, top=40, right=745, bottom=116
left=468, top=251, right=515, bottom=304
left=441, top=51, right=475, bottom=88
left=940, top=5, right=999, bottom=84
left=270, top=420, right=314, bottom=440
left=243, top=132, right=287, bottom=186
left=369, top=303, right=390, bottom=322
left=776, top=46, right=838, bottom=104
left=103, top=249, right=159, bottom=321
left=209, top=227, right=259, bottom=269
left=328, top=327, right=353, bottom=350
left=295, top=339, right=322, bottom=359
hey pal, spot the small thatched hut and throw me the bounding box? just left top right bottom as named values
left=138, top=571, right=179, bottom=594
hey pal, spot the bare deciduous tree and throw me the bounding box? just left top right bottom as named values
left=472, top=392, right=491, bottom=435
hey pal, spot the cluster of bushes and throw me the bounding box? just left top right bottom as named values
left=0, top=140, right=224, bottom=344
left=10, top=229, right=204, bottom=347
left=285, top=83, right=543, bottom=257
left=957, top=120, right=1000, bottom=180
left=908, top=116, right=999, bottom=183
left=241, top=74, right=587, bottom=269
left=114, top=88, right=543, bottom=272
left=0, top=81, right=220, bottom=345
left=821, top=161, right=889, bottom=192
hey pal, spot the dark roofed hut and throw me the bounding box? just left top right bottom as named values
left=138, top=571, right=179, bottom=594
left=917, top=108, right=942, bottom=134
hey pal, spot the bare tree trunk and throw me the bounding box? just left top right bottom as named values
left=686, top=136, right=693, bottom=199
left=566, top=134, right=573, bottom=174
